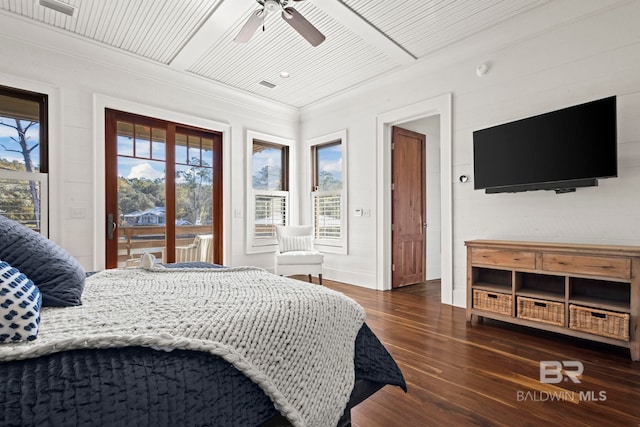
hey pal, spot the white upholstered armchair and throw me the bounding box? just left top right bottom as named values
left=163, top=234, right=213, bottom=263
left=274, top=225, right=324, bottom=285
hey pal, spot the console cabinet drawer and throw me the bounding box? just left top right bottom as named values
left=471, top=248, right=535, bottom=269
left=542, top=254, right=631, bottom=280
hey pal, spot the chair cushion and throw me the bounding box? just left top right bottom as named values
left=279, top=235, right=314, bottom=253
left=276, top=251, right=324, bottom=265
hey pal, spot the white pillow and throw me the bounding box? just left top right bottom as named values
left=279, top=235, right=314, bottom=253
left=0, top=260, right=42, bottom=343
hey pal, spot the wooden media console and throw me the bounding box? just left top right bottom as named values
left=466, top=240, right=639, bottom=361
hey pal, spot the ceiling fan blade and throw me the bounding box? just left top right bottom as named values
left=234, top=9, right=265, bottom=43
left=282, top=7, right=325, bottom=47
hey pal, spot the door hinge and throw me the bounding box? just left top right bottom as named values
left=391, top=183, right=395, bottom=191
left=391, top=143, right=395, bottom=150
left=392, top=264, right=395, bottom=272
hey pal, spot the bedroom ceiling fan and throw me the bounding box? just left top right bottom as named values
left=234, top=0, right=326, bottom=47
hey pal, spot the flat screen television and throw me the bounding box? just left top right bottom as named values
left=473, top=96, right=617, bottom=194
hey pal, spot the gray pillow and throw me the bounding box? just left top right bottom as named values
left=0, top=215, right=84, bottom=307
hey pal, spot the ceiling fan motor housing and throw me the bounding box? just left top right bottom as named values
left=264, top=0, right=281, bottom=12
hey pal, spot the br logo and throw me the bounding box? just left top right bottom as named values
left=539, top=361, right=584, bottom=384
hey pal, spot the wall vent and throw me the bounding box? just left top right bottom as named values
left=259, top=80, right=276, bottom=89
left=39, top=0, right=76, bottom=17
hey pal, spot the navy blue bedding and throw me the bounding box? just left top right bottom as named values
left=0, top=323, right=405, bottom=427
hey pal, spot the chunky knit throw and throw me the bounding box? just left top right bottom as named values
left=0, top=266, right=366, bottom=427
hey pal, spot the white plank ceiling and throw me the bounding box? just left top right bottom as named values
left=0, top=0, right=550, bottom=108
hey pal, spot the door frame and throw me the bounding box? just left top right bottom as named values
left=376, top=93, right=453, bottom=305
left=93, top=94, right=231, bottom=271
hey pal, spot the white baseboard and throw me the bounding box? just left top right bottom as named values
left=452, top=288, right=467, bottom=308
left=321, top=266, right=377, bottom=290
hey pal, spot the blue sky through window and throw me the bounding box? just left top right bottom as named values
left=0, top=119, right=40, bottom=169
left=318, top=143, right=342, bottom=182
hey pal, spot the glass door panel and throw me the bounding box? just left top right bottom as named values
left=115, top=120, right=166, bottom=267
left=174, top=131, right=214, bottom=263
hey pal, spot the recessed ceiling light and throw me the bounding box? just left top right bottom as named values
left=279, top=71, right=291, bottom=79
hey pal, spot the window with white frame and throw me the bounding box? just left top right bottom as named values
left=247, top=132, right=292, bottom=251
left=0, top=85, right=48, bottom=235
left=310, top=131, right=347, bottom=253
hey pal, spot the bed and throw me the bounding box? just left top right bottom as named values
left=0, top=216, right=406, bottom=427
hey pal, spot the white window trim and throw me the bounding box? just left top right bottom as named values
left=307, top=130, right=347, bottom=254
left=245, top=130, right=295, bottom=254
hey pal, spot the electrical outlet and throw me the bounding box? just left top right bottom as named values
left=70, top=207, right=85, bottom=218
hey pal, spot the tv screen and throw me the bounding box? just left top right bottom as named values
left=473, top=96, right=617, bottom=193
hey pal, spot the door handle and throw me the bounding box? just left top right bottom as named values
left=107, top=213, right=117, bottom=240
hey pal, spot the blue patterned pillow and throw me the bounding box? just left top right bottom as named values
left=0, top=260, right=42, bottom=343
left=0, top=215, right=84, bottom=307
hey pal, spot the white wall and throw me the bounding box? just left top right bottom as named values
left=0, top=11, right=299, bottom=271
left=2, top=2, right=640, bottom=305
left=300, top=0, right=640, bottom=305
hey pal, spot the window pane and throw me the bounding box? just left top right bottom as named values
left=202, top=138, right=214, bottom=167
left=254, top=193, right=286, bottom=238
left=151, top=128, right=166, bottom=161
left=175, top=133, right=188, bottom=165
left=1, top=87, right=48, bottom=235
left=252, top=144, right=283, bottom=191
left=0, top=95, right=41, bottom=173
left=187, top=135, right=201, bottom=166
left=0, top=178, right=43, bottom=231
left=313, top=192, right=341, bottom=240
left=135, top=124, right=151, bottom=159
left=117, top=158, right=166, bottom=225
left=175, top=164, right=213, bottom=226
left=317, top=143, right=342, bottom=191
left=117, top=122, right=134, bottom=156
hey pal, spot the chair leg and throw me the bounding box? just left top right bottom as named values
left=318, top=274, right=322, bottom=286
left=308, top=274, right=312, bottom=283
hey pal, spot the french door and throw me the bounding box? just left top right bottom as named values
left=105, top=109, right=222, bottom=268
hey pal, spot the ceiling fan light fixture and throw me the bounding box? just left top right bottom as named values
left=38, top=0, right=76, bottom=17
left=264, top=0, right=280, bottom=13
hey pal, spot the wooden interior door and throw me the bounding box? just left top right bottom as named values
left=392, top=126, right=426, bottom=288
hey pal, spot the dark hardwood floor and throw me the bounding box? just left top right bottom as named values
left=319, top=278, right=640, bottom=427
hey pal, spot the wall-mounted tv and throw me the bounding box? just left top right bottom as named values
left=473, top=96, right=617, bottom=194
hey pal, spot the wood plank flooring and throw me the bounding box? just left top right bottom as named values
left=319, top=278, right=640, bottom=427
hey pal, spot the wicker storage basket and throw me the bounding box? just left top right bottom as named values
left=473, top=289, right=512, bottom=315
left=569, top=304, right=630, bottom=341
left=517, top=296, right=565, bottom=326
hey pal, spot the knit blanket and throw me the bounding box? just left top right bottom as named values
left=0, top=266, right=366, bottom=427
